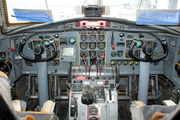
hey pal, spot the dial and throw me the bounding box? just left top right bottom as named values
left=98, top=51, right=105, bottom=57
left=117, top=60, right=122, bottom=65
left=89, top=42, right=96, bottom=50
left=111, top=52, right=116, bottom=57
left=90, top=35, right=96, bottom=41
left=69, top=38, right=76, bottom=44
left=80, top=51, right=88, bottom=58
left=89, top=51, right=96, bottom=57
left=98, top=42, right=105, bottom=50
left=80, top=42, right=88, bottom=50
left=90, top=108, right=98, bottom=115
left=81, top=35, right=87, bottom=41
left=117, top=51, right=123, bottom=57
left=123, top=60, right=128, bottom=65
left=99, top=35, right=104, bottom=41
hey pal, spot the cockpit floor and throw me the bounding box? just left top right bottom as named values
left=118, top=101, right=131, bottom=120
left=56, top=101, right=69, bottom=120
left=55, top=100, right=132, bottom=120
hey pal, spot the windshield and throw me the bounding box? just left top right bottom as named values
left=5, top=0, right=180, bottom=23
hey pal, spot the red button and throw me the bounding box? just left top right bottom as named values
left=71, top=93, right=73, bottom=97
left=112, top=44, right=115, bottom=50
left=78, top=67, right=81, bottom=71
left=82, top=57, right=86, bottom=60
left=106, top=22, right=111, bottom=27
left=100, top=22, right=103, bottom=25
left=75, top=22, right=80, bottom=26
left=83, top=22, right=86, bottom=25
left=101, top=55, right=105, bottom=59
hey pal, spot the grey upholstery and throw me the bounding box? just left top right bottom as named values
left=0, top=76, right=20, bottom=120
left=130, top=101, right=178, bottom=120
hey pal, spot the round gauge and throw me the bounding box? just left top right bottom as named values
left=89, top=51, right=96, bottom=57
left=90, top=108, right=98, bottom=115
left=111, top=52, right=116, bottom=57
left=98, top=51, right=105, bottom=57
left=81, top=35, right=87, bottom=41
left=89, top=43, right=96, bottom=50
left=80, top=51, right=88, bottom=58
left=99, top=35, right=104, bottom=41
left=98, top=42, right=105, bottom=50
left=80, top=42, right=88, bottom=50
left=90, top=35, right=96, bottom=41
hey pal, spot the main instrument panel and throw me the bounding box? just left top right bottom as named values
left=0, top=19, right=179, bottom=84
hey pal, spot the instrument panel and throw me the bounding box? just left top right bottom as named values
left=0, top=19, right=180, bottom=89
left=79, top=31, right=107, bottom=65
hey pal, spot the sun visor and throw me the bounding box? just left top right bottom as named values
left=13, top=9, right=53, bottom=23
left=136, top=9, right=180, bottom=25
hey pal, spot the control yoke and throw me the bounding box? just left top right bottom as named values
left=19, top=37, right=58, bottom=62
left=129, top=38, right=168, bottom=62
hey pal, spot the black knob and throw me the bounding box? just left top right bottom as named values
left=119, top=33, right=124, bottom=37
left=142, top=44, right=154, bottom=55
left=39, top=36, right=44, bottom=39
left=54, top=34, right=59, bottom=38
left=33, top=44, right=45, bottom=55
left=82, top=94, right=93, bottom=105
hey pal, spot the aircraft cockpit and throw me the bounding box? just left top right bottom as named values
left=0, top=0, right=180, bottom=120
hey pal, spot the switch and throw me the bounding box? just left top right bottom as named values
left=111, top=61, right=116, bottom=65
left=75, top=22, right=80, bottom=27
left=70, top=98, right=76, bottom=117
left=78, top=67, right=81, bottom=72
left=112, top=43, right=115, bottom=50
left=71, top=93, right=74, bottom=98
left=129, top=61, right=134, bottom=65
left=135, top=61, right=139, bottom=65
